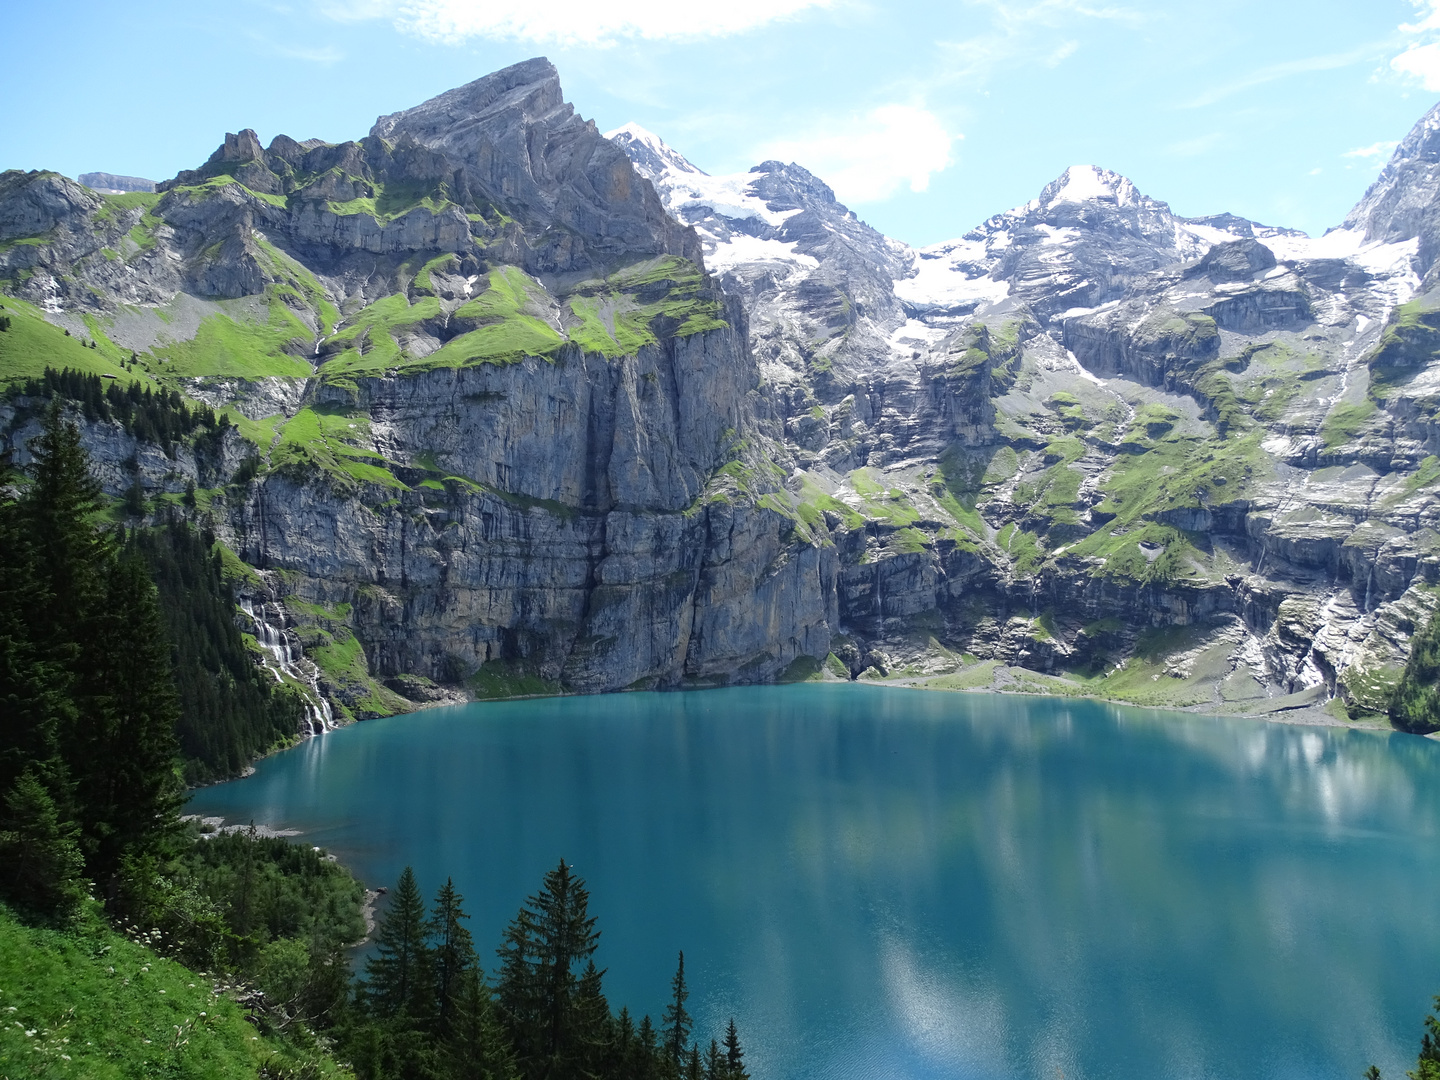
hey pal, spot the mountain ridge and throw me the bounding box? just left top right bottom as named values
left=2, top=59, right=1440, bottom=740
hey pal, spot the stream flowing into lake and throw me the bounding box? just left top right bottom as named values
left=187, top=684, right=1440, bottom=1080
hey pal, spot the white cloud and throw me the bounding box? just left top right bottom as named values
left=1392, top=40, right=1440, bottom=90
left=1392, top=3, right=1440, bottom=89
left=1343, top=140, right=1400, bottom=159
left=1402, top=0, right=1440, bottom=34
left=1181, top=45, right=1381, bottom=108
left=757, top=105, right=956, bottom=204
left=1045, top=41, right=1079, bottom=66
left=320, top=0, right=834, bottom=45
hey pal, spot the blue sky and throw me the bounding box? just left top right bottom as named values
left=4, top=0, right=1440, bottom=247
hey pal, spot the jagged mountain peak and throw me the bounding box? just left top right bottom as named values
left=1038, top=164, right=1144, bottom=208
left=604, top=122, right=705, bottom=180
left=371, top=57, right=564, bottom=142
left=1342, top=100, right=1440, bottom=276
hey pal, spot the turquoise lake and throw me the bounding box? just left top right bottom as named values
left=186, top=684, right=1440, bottom=1080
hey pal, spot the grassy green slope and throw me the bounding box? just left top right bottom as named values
left=0, top=297, right=127, bottom=383
left=0, top=904, right=345, bottom=1079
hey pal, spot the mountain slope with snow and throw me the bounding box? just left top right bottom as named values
left=609, top=111, right=1440, bottom=718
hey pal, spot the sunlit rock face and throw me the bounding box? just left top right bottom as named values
left=5, top=60, right=1440, bottom=717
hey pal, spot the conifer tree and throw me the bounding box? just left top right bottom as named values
left=496, top=859, right=600, bottom=1078
left=366, top=866, right=431, bottom=1018
left=0, top=769, right=86, bottom=920
left=0, top=451, right=73, bottom=808
left=446, top=964, right=518, bottom=1080
left=721, top=1018, right=748, bottom=1080
left=574, top=958, right=613, bottom=1075
left=429, top=876, right=477, bottom=1034
left=71, top=547, right=183, bottom=886
left=662, top=951, right=692, bottom=1068
left=686, top=1042, right=702, bottom=1080
left=704, top=1039, right=723, bottom=1080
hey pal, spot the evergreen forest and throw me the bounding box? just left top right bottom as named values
left=0, top=402, right=752, bottom=1078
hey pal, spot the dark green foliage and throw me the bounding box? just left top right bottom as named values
left=68, top=546, right=184, bottom=887
left=1390, top=608, right=1440, bottom=734
left=663, top=950, right=692, bottom=1067
left=723, top=1018, right=749, bottom=1080
left=175, top=827, right=365, bottom=954
left=123, top=476, right=147, bottom=516
left=128, top=519, right=305, bottom=782
left=0, top=770, right=86, bottom=921
left=0, top=315, right=12, bottom=332
left=0, top=404, right=183, bottom=898
left=233, top=452, right=263, bottom=485
left=1369, top=993, right=1440, bottom=1080
left=13, top=366, right=225, bottom=456
left=496, top=859, right=601, bottom=1080
left=366, top=866, right=432, bottom=1020
left=430, top=877, right=476, bottom=1035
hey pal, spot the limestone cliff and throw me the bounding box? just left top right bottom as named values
left=3, top=61, right=1440, bottom=731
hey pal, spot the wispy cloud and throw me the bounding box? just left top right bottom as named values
left=964, top=0, right=1144, bottom=28
left=1343, top=140, right=1400, bottom=159
left=1180, top=44, right=1383, bottom=109
left=936, top=0, right=1144, bottom=86
left=1391, top=2, right=1440, bottom=89
left=757, top=104, right=957, bottom=204
left=316, top=0, right=834, bottom=45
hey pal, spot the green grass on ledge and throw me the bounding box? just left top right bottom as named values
left=0, top=902, right=346, bottom=1079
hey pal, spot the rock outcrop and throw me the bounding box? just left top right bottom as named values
left=5, top=61, right=1440, bottom=728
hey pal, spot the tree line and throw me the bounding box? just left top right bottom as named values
left=334, top=860, right=751, bottom=1080
left=0, top=403, right=755, bottom=1078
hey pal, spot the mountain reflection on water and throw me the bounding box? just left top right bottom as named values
left=187, top=685, right=1440, bottom=1080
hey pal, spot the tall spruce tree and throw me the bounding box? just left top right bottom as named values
left=2, top=405, right=185, bottom=904
left=71, top=546, right=183, bottom=886
left=662, top=951, right=692, bottom=1069
left=496, top=859, right=601, bottom=1080
left=365, top=866, right=431, bottom=1019
left=0, top=450, right=73, bottom=813
left=446, top=964, right=518, bottom=1080
left=721, top=1018, right=748, bottom=1080
left=0, top=769, right=86, bottom=920
left=429, top=877, right=477, bottom=1034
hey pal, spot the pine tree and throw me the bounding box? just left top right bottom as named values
left=0, top=451, right=73, bottom=810
left=704, top=1039, right=723, bottom=1080
left=0, top=769, right=86, bottom=920
left=429, top=876, right=477, bottom=1034
left=496, top=859, right=601, bottom=1080
left=662, top=951, right=692, bottom=1068
left=71, top=547, right=183, bottom=887
left=686, top=1042, right=702, bottom=1080
left=721, top=1018, right=748, bottom=1080
left=446, top=965, right=518, bottom=1080
left=365, top=866, right=431, bottom=1019
left=574, top=958, right=612, bottom=1076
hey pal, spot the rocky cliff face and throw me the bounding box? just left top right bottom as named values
left=3, top=60, right=1440, bottom=728
left=612, top=116, right=1440, bottom=717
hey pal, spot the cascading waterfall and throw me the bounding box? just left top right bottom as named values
left=238, top=594, right=338, bottom=738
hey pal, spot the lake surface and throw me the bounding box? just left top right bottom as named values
left=187, top=684, right=1440, bottom=1080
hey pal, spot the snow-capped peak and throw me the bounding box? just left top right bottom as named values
left=1040, top=165, right=1142, bottom=208
left=604, top=122, right=705, bottom=181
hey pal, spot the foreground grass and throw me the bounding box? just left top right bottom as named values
left=0, top=902, right=347, bottom=1079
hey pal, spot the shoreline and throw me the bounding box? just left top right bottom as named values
left=197, top=669, right=1411, bottom=799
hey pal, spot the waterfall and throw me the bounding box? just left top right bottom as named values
left=238, top=594, right=339, bottom=738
